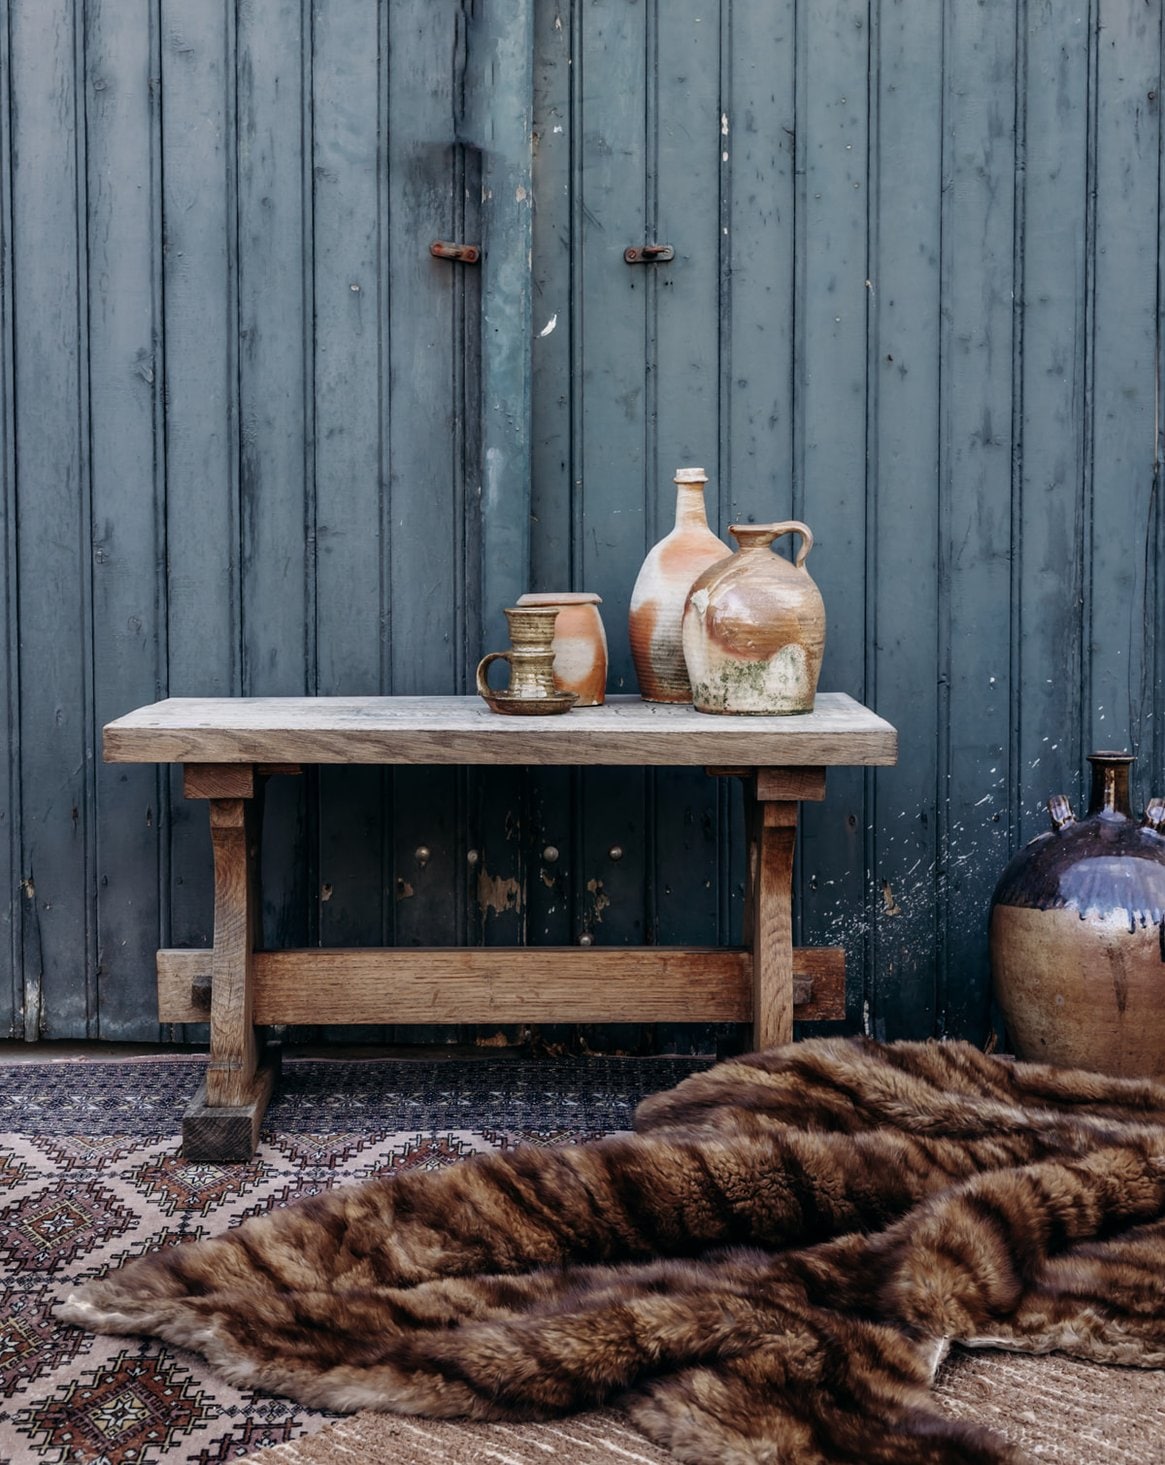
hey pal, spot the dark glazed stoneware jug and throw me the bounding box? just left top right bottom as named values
left=989, top=751, right=1165, bottom=1077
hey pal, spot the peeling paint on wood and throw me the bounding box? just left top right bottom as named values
left=477, top=865, right=522, bottom=920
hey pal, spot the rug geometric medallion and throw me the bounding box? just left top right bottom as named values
left=0, top=1053, right=706, bottom=1465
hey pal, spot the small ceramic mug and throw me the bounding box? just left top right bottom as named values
left=476, top=607, right=578, bottom=714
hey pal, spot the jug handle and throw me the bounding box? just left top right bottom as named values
left=769, top=521, right=815, bottom=569
left=1143, top=797, right=1165, bottom=832
left=1047, top=794, right=1075, bottom=831
left=476, top=651, right=512, bottom=698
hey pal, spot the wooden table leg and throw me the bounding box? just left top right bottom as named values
left=747, top=768, right=827, bottom=1051
left=180, top=764, right=277, bottom=1161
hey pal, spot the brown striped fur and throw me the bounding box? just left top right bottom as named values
left=56, top=1038, right=1165, bottom=1462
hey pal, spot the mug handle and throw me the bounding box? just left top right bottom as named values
left=769, top=521, right=814, bottom=568
left=476, top=651, right=511, bottom=698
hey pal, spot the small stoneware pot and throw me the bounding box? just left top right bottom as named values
left=681, top=521, right=825, bottom=715
left=516, top=592, right=608, bottom=706
left=476, top=607, right=578, bottom=716
left=990, top=751, right=1165, bottom=1077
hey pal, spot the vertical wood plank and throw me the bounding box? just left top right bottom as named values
left=573, top=0, right=650, bottom=1051
left=752, top=801, right=797, bottom=1050
left=464, top=3, right=533, bottom=1016
left=1087, top=0, right=1160, bottom=797
left=938, top=0, right=1019, bottom=1042
left=161, top=1, right=239, bottom=958
left=650, top=1, right=722, bottom=1046
left=724, top=0, right=796, bottom=985
left=530, top=0, right=573, bottom=594
left=85, top=0, right=167, bottom=1040
left=724, top=0, right=796, bottom=527
left=386, top=0, right=469, bottom=1025
left=206, top=794, right=258, bottom=1107
left=237, top=0, right=310, bottom=701
left=526, top=2, right=578, bottom=991
left=312, top=0, right=382, bottom=699
left=386, top=0, right=462, bottom=697
left=1157, top=9, right=1165, bottom=802
left=466, top=5, right=536, bottom=1025
left=576, top=0, right=648, bottom=701
left=0, top=0, right=20, bottom=1036
left=472, top=0, right=534, bottom=658
left=312, top=0, right=389, bottom=1033
left=865, top=0, right=943, bottom=1042
left=655, top=0, right=720, bottom=482
left=236, top=0, right=310, bottom=953
left=10, top=0, right=93, bottom=1038
left=794, top=0, right=870, bottom=1033
left=1015, top=0, right=1090, bottom=843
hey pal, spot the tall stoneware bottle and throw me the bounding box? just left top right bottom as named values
left=628, top=467, right=729, bottom=703
left=989, top=751, right=1165, bottom=1077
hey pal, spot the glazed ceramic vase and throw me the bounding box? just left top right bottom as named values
left=990, top=752, right=1165, bottom=1077
left=681, top=522, right=825, bottom=715
left=628, top=468, right=729, bottom=703
left=516, top=592, right=607, bottom=706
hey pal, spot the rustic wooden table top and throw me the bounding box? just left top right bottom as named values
left=104, top=693, right=897, bottom=768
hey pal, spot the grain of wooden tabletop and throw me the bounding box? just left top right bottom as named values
left=103, top=693, right=898, bottom=768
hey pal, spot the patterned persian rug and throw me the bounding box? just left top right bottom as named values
left=0, top=1053, right=704, bottom=1464
left=4, top=1051, right=1164, bottom=1464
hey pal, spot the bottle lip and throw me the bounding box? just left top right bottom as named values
left=674, top=467, right=708, bottom=484
left=1087, top=750, right=1134, bottom=764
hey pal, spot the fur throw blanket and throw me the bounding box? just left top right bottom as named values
left=57, top=1038, right=1165, bottom=1464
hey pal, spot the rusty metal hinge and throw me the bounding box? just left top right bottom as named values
left=430, top=240, right=481, bottom=264
left=624, top=244, right=674, bottom=264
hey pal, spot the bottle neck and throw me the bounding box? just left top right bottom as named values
left=1086, top=754, right=1134, bottom=817
left=673, top=484, right=711, bottom=532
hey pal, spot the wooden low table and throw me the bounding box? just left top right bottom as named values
left=104, top=693, right=897, bottom=1159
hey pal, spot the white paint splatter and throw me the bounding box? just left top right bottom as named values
left=538, top=314, right=558, bottom=338
left=721, top=112, right=729, bottom=135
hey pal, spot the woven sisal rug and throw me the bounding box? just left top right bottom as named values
left=2, top=1052, right=1162, bottom=1463
left=243, top=1350, right=1165, bottom=1464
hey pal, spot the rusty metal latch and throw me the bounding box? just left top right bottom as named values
left=624, top=244, right=674, bottom=264
left=430, top=240, right=481, bottom=264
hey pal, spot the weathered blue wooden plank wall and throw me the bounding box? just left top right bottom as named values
left=1, top=0, right=1161, bottom=1049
